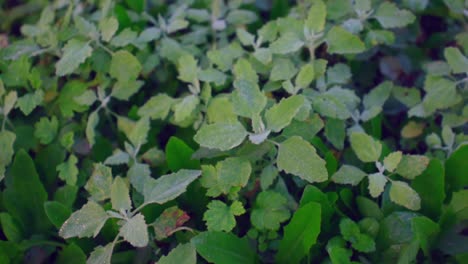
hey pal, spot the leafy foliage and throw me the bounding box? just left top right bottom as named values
left=0, top=0, right=466, bottom=263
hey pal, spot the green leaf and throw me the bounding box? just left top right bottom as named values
left=276, top=202, right=321, bottom=264
left=120, top=213, right=148, bottom=247
left=305, top=0, right=326, bottom=32
left=270, top=58, right=297, bottom=82
left=383, top=151, right=402, bottom=173
left=233, top=58, right=258, bottom=84
left=260, top=164, right=278, bottom=190
left=350, top=132, right=382, bottom=163
left=192, top=231, right=257, bottom=264
left=56, top=39, right=93, bottom=76
left=87, top=244, right=114, bottom=264
left=327, top=63, right=351, bottom=85
left=86, top=110, right=99, bottom=147
left=3, top=91, right=17, bottom=116
left=165, top=136, right=200, bottom=171
left=104, top=149, right=130, bottom=165
left=270, top=33, right=304, bottom=54
left=0, top=213, right=23, bottom=242
left=251, top=191, right=290, bottom=230
left=200, top=157, right=252, bottom=197
left=236, top=28, right=255, bottom=46
left=111, top=176, right=131, bottom=211
left=143, top=169, right=201, bottom=204
left=332, top=165, right=366, bottom=186
left=412, top=216, right=440, bottom=256
left=368, top=172, right=387, bottom=198
left=44, top=201, right=71, bottom=229
left=56, top=243, right=87, bottom=264
left=445, top=145, right=468, bottom=191
left=363, top=81, right=393, bottom=110
left=207, top=96, right=238, bottom=124
left=177, top=54, right=198, bottom=83
left=422, top=77, right=460, bottom=113
left=16, top=90, right=43, bottom=116
left=74, top=16, right=98, bottom=39
left=59, top=201, right=109, bottom=239
left=325, top=118, right=345, bottom=150
left=56, top=154, right=79, bottom=185
left=352, top=234, right=376, bottom=253
left=354, top=0, right=371, bottom=13
left=0, top=131, right=15, bottom=179
left=128, top=117, right=150, bottom=147
left=231, top=80, right=267, bottom=118
left=110, top=28, right=137, bottom=47
left=295, top=63, right=315, bottom=89
left=172, top=95, right=199, bottom=124
left=266, top=95, right=305, bottom=132
left=194, top=121, right=247, bottom=151
left=444, top=47, right=468, bottom=74
left=326, top=26, right=365, bottom=54
left=34, top=116, right=58, bottom=144
left=374, top=2, right=415, bottom=28
left=111, top=79, right=144, bottom=100
left=390, top=181, right=421, bottom=210
left=158, top=243, right=196, bottom=264
left=109, top=50, right=142, bottom=82
left=340, top=218, right=375, bottom=253
left=203, top=200, right=245, bottom=232
left=395, top=155, right=429, bottom=179
left=58, top=81, right=89, bottom=117
left=3, top=150, right=50, bottom=235
left=137, top=93, right=175, bottom=120
left=357, top=196, right=383, bottom=220
left=84, top=163, right=113, bottom=202
left=277, top=136, right=328, bottom=183
left=99, top=17, right=119, bottom=42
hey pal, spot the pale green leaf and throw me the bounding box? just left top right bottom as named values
left=111, top=79, right=144, bottom=101
left=422, top=77, right=460, bottom=113
left=395, top=155, right=429, bottom=179
left=442, top=125, right=455, bottom=147
left=324, top=118, right=345, bottom=150
left=74, top=16, right=98, bottom=39
left=260, top=164, right=278, bottom=190
left=444, top=47, right=468, bottom=74
left=265, top=95, right=305, bottom=132
left=111, top=176, right=131, bottom=211
left=327, top=63, right=351, bottom=85
left=3, top=91, right=17, bottom=116
left=86, top=111, right=99, bottom=147
left=56, top=39, right=93, bottom=76
left=363, top=81, right=393, bottom=109
left=56, top=154, right=79, bottom=186
left=194, top=121, right=247, bottom=151
left=270, top=58, right=297, bottom=82
left=129, top=117, right=150, bottom=147
left=74, top=90, right=96, bottom=106
left=375, top=2, right=416, bottom=28
left=104, top=149, right=130, bottom=165
left=84, top=163, right=113, bottom=202
left=231, top=79, right=267, bottom=118
left=236, top=28, right=255, bottom=46
left=143, top=169, right=201, bottom=204
left=0, top=130, right=15, bottom=168
left=99, top=17, right=118, bottom=42
left=390, top=181, right=421, bottom=210
left=177, top=54, right=198, bottom=83
left=110, top=28, right=137, bottom=47
left=326, top=26, right=365, bottom=54
left=172, top=95, right=199, bottom=124
left=332, top=165, right=366, bottom=185
left=251, top=191, right=290, bottom=230
left=277, top=136, right=328, bottom=183
left=203, top=200, right=245, bottom=232
left=200, top=157, right=252, bottom=197
left=158, top=243, right=196, bottom=264
left=354, top=0, right=372, bottom=13
left=128, top=163, right=151, bottom=194
left=59, top=201, right=108, bottom=238
left=109, top=50, right=142, bottom=82
left=295, top=63, right=315, bottom=89
left=120, top=213, right=148, bottom=247
left=137, top=94, right=175, bottom=120
left=34, top=116, right=58, bottom=144
left=350, top=132, right=382, bottom=163
left=16, top=90, right=43, bottom=116
left=206, top=96, right=237, bottom=124
left=383, top=151, right=402, bottom=173
left=305, top=0, right=326, bottom=32
left=87, top=243, right=114, bottom=264
left=368, top=172, right=387, bottom=197
left=270, top=33, right=304, bottom=54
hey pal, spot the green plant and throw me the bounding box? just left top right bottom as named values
left=0, top=0, right=467, bottom=263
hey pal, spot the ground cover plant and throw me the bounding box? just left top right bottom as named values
left=0, top=0, right=467, bottom=263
